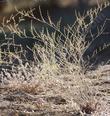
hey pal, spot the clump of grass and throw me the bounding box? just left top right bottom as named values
left=0, top=3, right=110, bottom=115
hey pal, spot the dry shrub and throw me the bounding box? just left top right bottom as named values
left=0, top=3, right=110, bottom=115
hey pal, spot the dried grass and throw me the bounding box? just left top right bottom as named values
left=0, top=2, right=110, bottom=116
